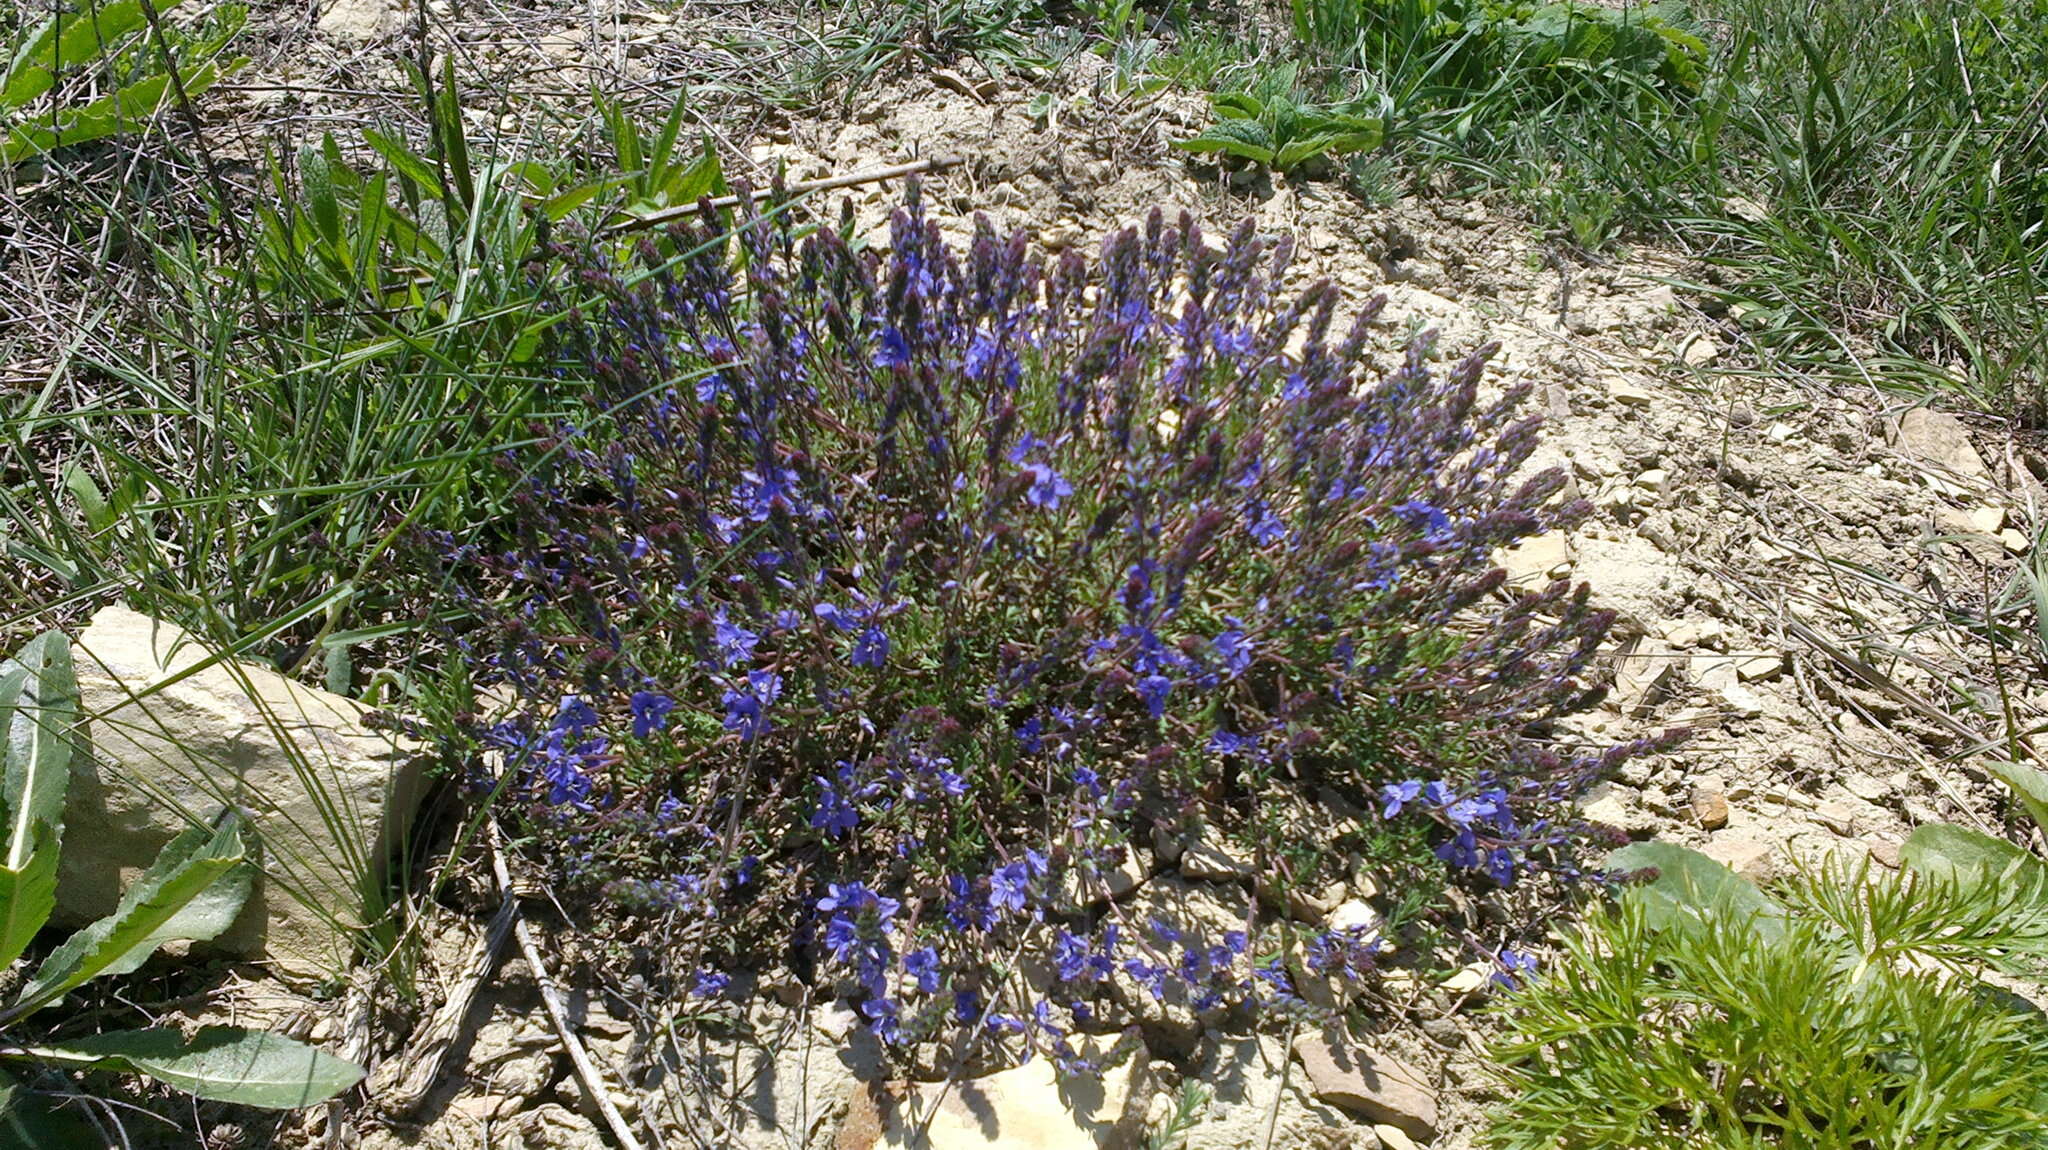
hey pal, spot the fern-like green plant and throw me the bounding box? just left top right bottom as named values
left=0, top=633, right=362, bottom=1143
left=2, top=0, right=247, bottom=164
left=1485, top=840, right=2048, bottom=1149
left=1175, top=64, right=1384, bottom=175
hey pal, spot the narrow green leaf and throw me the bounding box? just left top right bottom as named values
left=36, top=1026, right=364, bottom=1109
left=1608, top=841, right=1787, bottom=941
left=362, top=128, right=443, bottom=195
left=667, top=135, right=725, bottom=204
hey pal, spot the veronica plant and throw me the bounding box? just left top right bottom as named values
left=421, top=185, right=1663, bottom=1065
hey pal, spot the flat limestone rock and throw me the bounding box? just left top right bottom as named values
left=879, top=1053, right=1135, bottom=1150
left=1291, top=1032, right=1439, bottom=1140
left=61, top=605, right=426, bottom=984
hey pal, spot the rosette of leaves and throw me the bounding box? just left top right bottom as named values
left=0, top=633, right=362, bottom=1144
left=1176, top=66, right=1384, bottom=175
left=419, top=184, right=1660, bottom=1063
left=2, top=0, right=248, bottom=165
left=1484, top=840, right=2048, bottom=1148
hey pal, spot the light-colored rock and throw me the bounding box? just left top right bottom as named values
left=1580, top=781, right=1655, bottom=835
left=1327, top=899, right=1382, bottom=936
left=1606, top=377, right=1654, bottom=406
left=1179, top=833, right=1253, bottom=881
left=1186, top=1035, right=1359, bottom=1150
left=1735, top=655, right=1784, bottom=682
left=1679, top=332, right=1719, bottom=367
left=881, top=1051, right=1133, bottom=1150
left=1688, top=786, right=1730, bottom=830
left=317, top=0, right=403, bottom=44
left=1893, top=408, right=1990, bottom=483
left=1700, top=835, right=1774, bottom=882
left=1291, top=1033, right=1437, bottom=1140
left=1868, top=838, right=1903, bottom=869
left=1610, top=638, right=1680, bottom=718
left=62, top=606, right=426, bottom=983
left=1814, top=801, right=1858, bottom=836
left=1375, top=1126, right=1420, bottom=1150
left=1498, top=532, right=1573, bottom=588
left=2003, top=527, right=2031, bottom=555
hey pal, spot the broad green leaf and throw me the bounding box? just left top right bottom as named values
left=1174, top=119, right=1275, bottom=165
left=301, top=138, right=345, bottom=251
left=2, top=632, right=74, bottom=873
left=1984, top=759, right=2048, bottom=840
left=33, top=1027, right=364, bottom=1109
left=1901, top=823, right=2048, bottom=900
left=0, top=822, right=58, bottom=972
left=667, top=136, right=726, bottom=205
left=0, top=1067, right=96, bottom=1149
left=61, top=467, right=112, bottom=533
left=12, top=819, right=247, bottom=1018
left=1609, top=841, right=1787, bottom=942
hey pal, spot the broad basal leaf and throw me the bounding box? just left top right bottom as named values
left=11, top=819, right=248, bottom=1019
left=1902, top=823, right=2048, bottom=902
left=34, top=1026, right=364, bottom=1110
left=1609, top=841, right=1787, bottom=942
left=1, top=633, right=73, bottom=874
left=1984, top=759, right=2048, bottom=841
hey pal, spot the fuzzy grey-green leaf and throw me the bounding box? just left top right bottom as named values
left=39, top=1026, right=364, bottom=1109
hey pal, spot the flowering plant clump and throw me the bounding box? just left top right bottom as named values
left=423, top=183, right=1664, bottom=1066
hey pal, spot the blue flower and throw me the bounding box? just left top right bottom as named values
left=1245, top=501, right=1287, bottom=546
left=1213, top=625, right=1253, bottom=677
left=811, top=777, right=861, bottom=836
left=1493, top=949, right=1540, bottom=989
left=990, top=862, right=1031, bottom=916
left=629, top=691, right=674, bottom=739
left=1380, top=780, right=1422, bottom=819
left=692, top=969, right=731, bottom=997
left=722, top=669, right=782, bottom=741
left=861, top=996, right=903, bottom=1043
left=1135, top=673, right=1172, bottom=719
left=904, top=946, right=942, bottom=994
left=875, top=326, right=911, bottom=368
left=1395, top=499, right=1452, bottom=541
left=1021, top=462, right=1073, bottom=509
left=850, top=624, right=890, bottom=669
left=554, top=695, right=599, bottom=734
left=712, top=609, right=761, bottom=669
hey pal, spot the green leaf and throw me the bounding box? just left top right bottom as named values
left=2, top=632, right=74, bottom=874
left=1174, top=119, right=1275, bottom=165
left=61, top=467, right=112, bottom=533
left=1984, top=759, right=2048, bottom=840
left=665, top=134, right=725, bottom=204
left=0, top=1067, right=96, bottom=1149
left=11, top=819, right=249, bottom=1019
left=34, top=1026, right=364, bottom=1109
left=1608, top=841, right=1787, bottom=941
left=1902, top=823, right=2048, bottom=900
left=362, top=128, right=443, bottom=196
left=0, top=823, right=58, bottom=973
left=301, top=138, right=345, bottom=251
